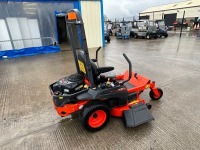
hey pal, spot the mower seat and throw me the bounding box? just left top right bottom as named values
left=78, top=50, right=114, bottom=80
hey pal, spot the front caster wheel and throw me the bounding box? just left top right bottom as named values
left=149, top=88, right=163, bottom=100
left=80, top=102, right=110, bottom=132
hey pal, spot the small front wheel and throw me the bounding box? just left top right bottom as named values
left=149, top=88, right=163, bottom=100
left=107, top=37, right=111, bottom=43
left=80, top=102, right=110, bottom=132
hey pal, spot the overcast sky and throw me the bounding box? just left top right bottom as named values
left=104, top=0, right=185, bottom=20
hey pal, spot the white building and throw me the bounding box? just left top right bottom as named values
left=0, top=0, right=105, bottom=59
left=139, top=0, right=200, bottom=26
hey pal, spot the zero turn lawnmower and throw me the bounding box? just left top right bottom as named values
left=49, top=9, right=163, bottom=132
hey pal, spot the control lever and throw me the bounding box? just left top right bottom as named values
left=121, top=53, right=132, bottom=85
left=134, top=73, right=138, bottom=79
left=91, top=46, right=101, bottom=67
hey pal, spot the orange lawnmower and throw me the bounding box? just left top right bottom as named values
left=49, top=9, right=163, bottom=132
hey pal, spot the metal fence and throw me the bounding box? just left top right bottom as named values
left=105, top=16, right=139, bottom=23
left=0, top=37, right=55, bottom=51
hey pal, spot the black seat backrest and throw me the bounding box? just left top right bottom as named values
left=77, top=50, right=98, bottom=80
left=77, top=50, right=115, bottom=84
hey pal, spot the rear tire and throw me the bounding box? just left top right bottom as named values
left=149, top=88, right=163, bottom=100
left=107, top=37, right=111, bottom=43
left=134, top=34, right=138, bottom=39
left=80, top=102, right=110, bottom=132
left=109, top=31, right=113, bottom=36
left=146, top=35, right=150, bottom=39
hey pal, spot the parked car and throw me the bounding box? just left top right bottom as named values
left=156, top=20, right=168, bottom=38
left=104, top=32, right=111, bottom=42
left=104, top=22, right=111, bottom=42
left=131, top=20, right=147, bottom=38
left=146, top=20, right=158, bottom=39
left=131, top=20, right=158, bottom=39
left=107, top=29, right=113, bottom=36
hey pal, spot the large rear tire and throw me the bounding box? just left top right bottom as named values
left=80, top=102, right=110, bottom=132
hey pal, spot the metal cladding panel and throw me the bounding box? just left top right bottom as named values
left=141, top=0, right=200, bottom=13
left=140, top=7, right=200, bottom=20
left=176, top=7, right=200, bottom=18
left=81, top=1, right=102, bottom=48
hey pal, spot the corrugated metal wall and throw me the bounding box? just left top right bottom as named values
left=140, top=7, right=200, bottom=20
left=81, top=1, right=103, bottom=48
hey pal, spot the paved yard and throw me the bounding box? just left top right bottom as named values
left=0, top=33, right=200, bottom=150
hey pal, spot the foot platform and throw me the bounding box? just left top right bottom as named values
left=123, top=103, right=154, bottom=127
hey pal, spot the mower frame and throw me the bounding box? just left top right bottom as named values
left=49, top=9, right=163, bottom=132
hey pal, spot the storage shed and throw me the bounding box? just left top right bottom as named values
left=0, top=0, right=104, bottom=58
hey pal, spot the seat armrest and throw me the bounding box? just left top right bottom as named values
left=98, top=66, right=114, bottom=74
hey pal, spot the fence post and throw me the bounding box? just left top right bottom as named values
left=180, top=10, right=185, bottom=38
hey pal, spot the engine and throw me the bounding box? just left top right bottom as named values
left=52, top=74, right=84, bottom=95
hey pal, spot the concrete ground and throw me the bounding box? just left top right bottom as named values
left=1, top=32, right=200, bottom=150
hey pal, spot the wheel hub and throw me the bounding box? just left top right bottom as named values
left=88, top=110, right=107, bottom=128
left=93, top=113, right=98, bottom=118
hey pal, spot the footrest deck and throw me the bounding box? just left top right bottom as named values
left=123, top=103, right=154, bottom=127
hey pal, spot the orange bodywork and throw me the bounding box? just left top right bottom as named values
left=111, top=99, right=146, bottom=117
left=53, top=71, right=156, bottom=118
left=54, top=100, right=89, bottom=117
left=116, top=71, right=156, bottom=93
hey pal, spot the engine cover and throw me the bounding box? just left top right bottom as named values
left=53, top=74, right=84, bottom=95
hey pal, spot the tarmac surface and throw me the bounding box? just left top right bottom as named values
left=1, top=32, right=200, bottom=150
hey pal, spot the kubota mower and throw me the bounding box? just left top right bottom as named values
left=49, top=9, right=163, bottom=132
